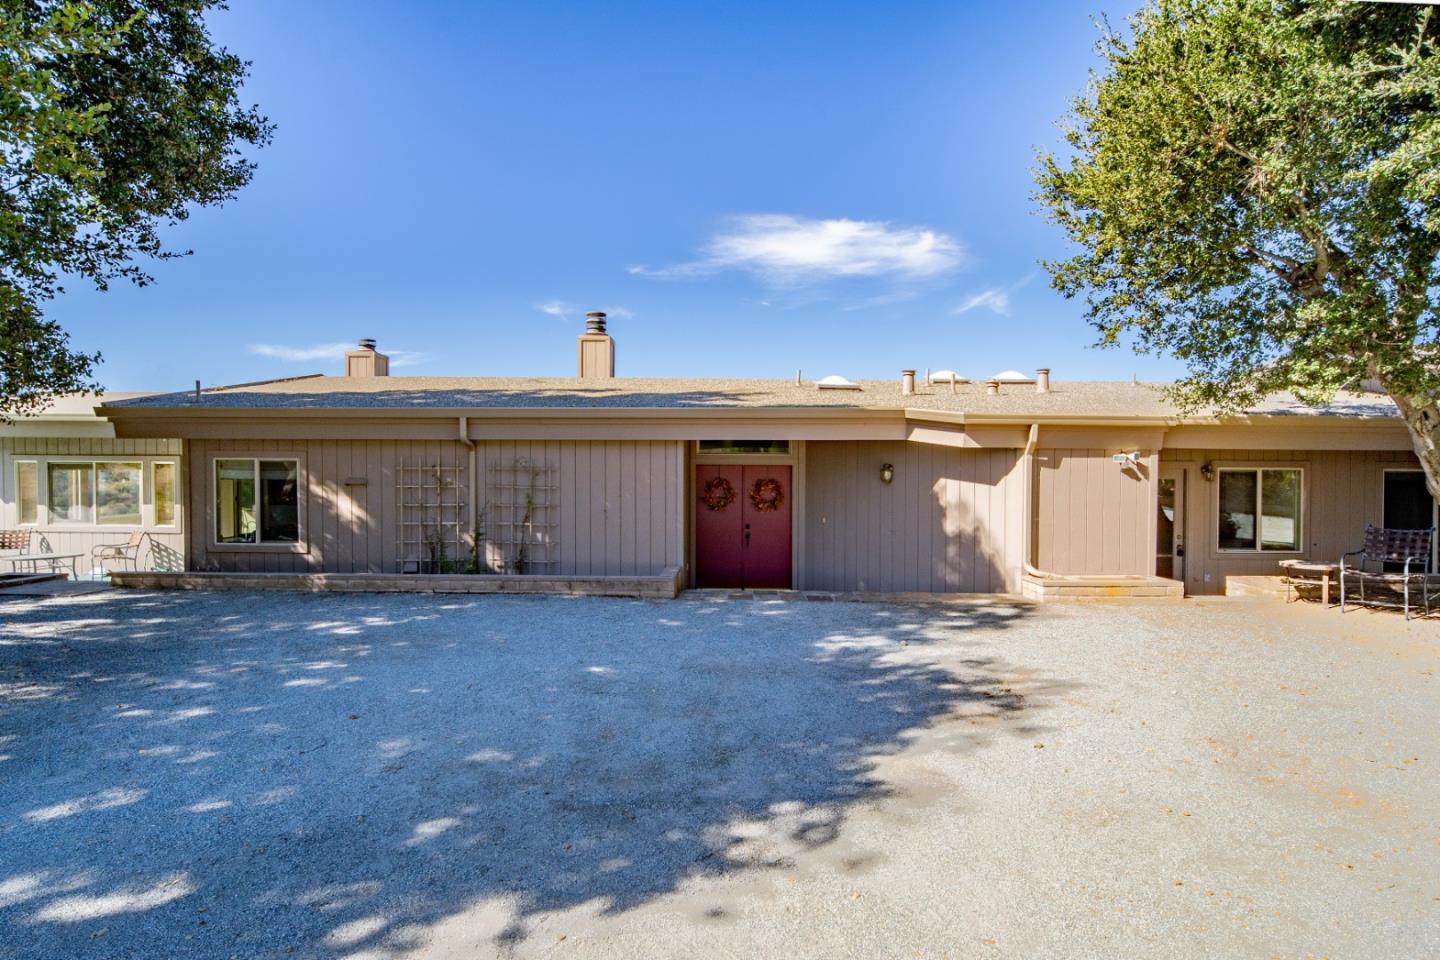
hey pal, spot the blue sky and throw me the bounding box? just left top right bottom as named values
left=51, top=0, right=1174, bottom=390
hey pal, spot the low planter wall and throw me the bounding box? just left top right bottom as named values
left=1021, top=573, right=1184, bottom=602
left=111, top=567, right=684, bottom=600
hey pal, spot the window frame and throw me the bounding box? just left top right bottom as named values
left=151, top=460, right=180, bottom=529
left=693, top=440, right=796, bottom=464
left=44, top=459, right=148, bottom=528
left=7, top=454, right=182, bottom=532
left=1215, top=465, right=1306, bottom=554
left=14, top=460, right=38, bottom=526
left=208, top=454, right=307, bottom=552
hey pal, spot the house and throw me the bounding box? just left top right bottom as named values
left=1, top=393, right=185, bottom=576
left=97, top=314, right=1426, bottom=598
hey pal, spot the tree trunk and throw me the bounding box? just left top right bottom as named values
left=1387, top=390, right=1440, bottom=503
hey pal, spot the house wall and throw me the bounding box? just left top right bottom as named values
left=185, top=438, right=685, bottom=575
left=802, top=440, right=1024, bottom=593
left=1034, top=447, right=1159, bottom=577
left=0, top=437, right=186, bottom=573
left=1160, top=447, right=1423, bottom=595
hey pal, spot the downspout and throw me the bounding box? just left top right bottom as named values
left=1021, top=422, right=1053, bottom=579
left=458, top=416, right=477, bottom=561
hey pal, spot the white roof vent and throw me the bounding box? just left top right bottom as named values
left=991, top=369, right=1036, bottom=384
left=816, top=375, right=861, bottom=391
left=930, top=369, right=968, bottom=384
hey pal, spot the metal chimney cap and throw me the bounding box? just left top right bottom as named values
left=584, top=311, right=608, bottom=334
left=357, top=338, right=377, bottom=350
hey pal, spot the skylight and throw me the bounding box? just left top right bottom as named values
left=816, top=375, right=861, bottom=390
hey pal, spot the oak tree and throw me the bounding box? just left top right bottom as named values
left=1, top=1, right=271, bottom=416
left=1037, top=1, right=1440, bottom=492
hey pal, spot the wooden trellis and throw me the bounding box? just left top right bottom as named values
left=395, top=459, right=468, bottom=573
left=487, top=457, right=559, bottom=573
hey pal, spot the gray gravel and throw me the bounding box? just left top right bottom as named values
left=0, top=591, right=1436, bottom=959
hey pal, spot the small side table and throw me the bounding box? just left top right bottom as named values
left=1278, top=560, right=1339, bottom=606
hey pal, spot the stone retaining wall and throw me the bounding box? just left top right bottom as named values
left=111, top=567, right=684, bottom=599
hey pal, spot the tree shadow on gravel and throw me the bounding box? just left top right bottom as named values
left=0, top=591, right=1069, bottom=958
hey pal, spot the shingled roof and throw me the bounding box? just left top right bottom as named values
left=101, top=376, right=1399, bottom=421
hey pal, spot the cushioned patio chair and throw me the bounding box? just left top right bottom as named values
left=1340, top=525, right=1435, bottom=620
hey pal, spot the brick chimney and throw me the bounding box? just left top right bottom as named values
left=577, top=312, right=615, bottom=379
left=345, top=338, right=389, bottom=377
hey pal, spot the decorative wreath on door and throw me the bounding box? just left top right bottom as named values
left=700, top=476, right=737, bottom=511
left=748, top=477, right=785, bottom=512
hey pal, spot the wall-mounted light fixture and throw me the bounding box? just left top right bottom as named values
left=880, top=463, right=895, bottom=485
left=1200, top=461, right=1215, bottom=482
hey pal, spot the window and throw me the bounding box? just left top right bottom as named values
left=46, top=462, right=143, bottom=525
left=1218, top=468, right=1302, bottom=551
left=153, top=462, right=177, bottom=527
left=698, top=440, right=790, bottom=455
left=97, top=462, right=142, bottom=524
left=216, top=459, right=299, bottom=544
left=16, top=461, right=37, bottom=524
left=48, top=463, right=95, bottom=523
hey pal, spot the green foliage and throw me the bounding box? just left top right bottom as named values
left=0, top=1, right=271, bottom=417
left=1036, top=1, right=1439, bottom=419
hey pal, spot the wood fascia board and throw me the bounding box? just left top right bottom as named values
left=100, top=405, right=903, bottom=419
left=905, top=424, right=1028, bottom=449
left=1036, top=425, right=1168, bottom=450
left=0, top=420, right=116, bottom=438
left=907, top=409, right=1177, bottom=428
left=104, top=406, right=909, bottom=441
left=1163, top=421, right=1412, bottom=451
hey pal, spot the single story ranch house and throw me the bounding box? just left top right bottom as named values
left=90, top=314, right=1425, bottom=599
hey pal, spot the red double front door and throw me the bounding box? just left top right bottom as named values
left=695, top=464, right=792, bottom=589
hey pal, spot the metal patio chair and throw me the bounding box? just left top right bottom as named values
left=0, top=529, right=32, bottom=558
left=92, top=531, right=147, bottom=574
left=1339, top=525, right=1436, bottom=620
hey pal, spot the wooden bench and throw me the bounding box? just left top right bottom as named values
left=1279, top=559, right=1340, bottom=605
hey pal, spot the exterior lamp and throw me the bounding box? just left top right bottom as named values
left=1200, top=461, right=1215, bottom=482
left=880, top=463, right=895, bottom=485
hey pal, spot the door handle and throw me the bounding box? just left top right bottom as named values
left=744, top=523, right=751, bottom=548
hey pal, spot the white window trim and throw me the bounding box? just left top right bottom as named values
left=693, top=440, right=796, bottom=464
left=14, top=460, right=38, bottom=527
left=1216, top=466, right=1306, bottom=554
left=8, top=454, right=183, bottom=533
left=44, top=460, right=146, bottom=530
left=209, top=455, right=306, bottom=552
left=151, top=460, right=181, bottom=529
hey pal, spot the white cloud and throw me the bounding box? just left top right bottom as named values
left=630, top=214, right=965, bottom=285
left=250, top=342, right=353, bottom=362
left=249, top=343, right=425, bottom=369
left=954, top=288, right=1010, bottom=316
left=535, top=301, right=632, bottom=321
left=953, top=273, right=1037, bottom=316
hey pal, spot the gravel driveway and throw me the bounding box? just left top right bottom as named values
left=1, top=591, right=1436, bottom=959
